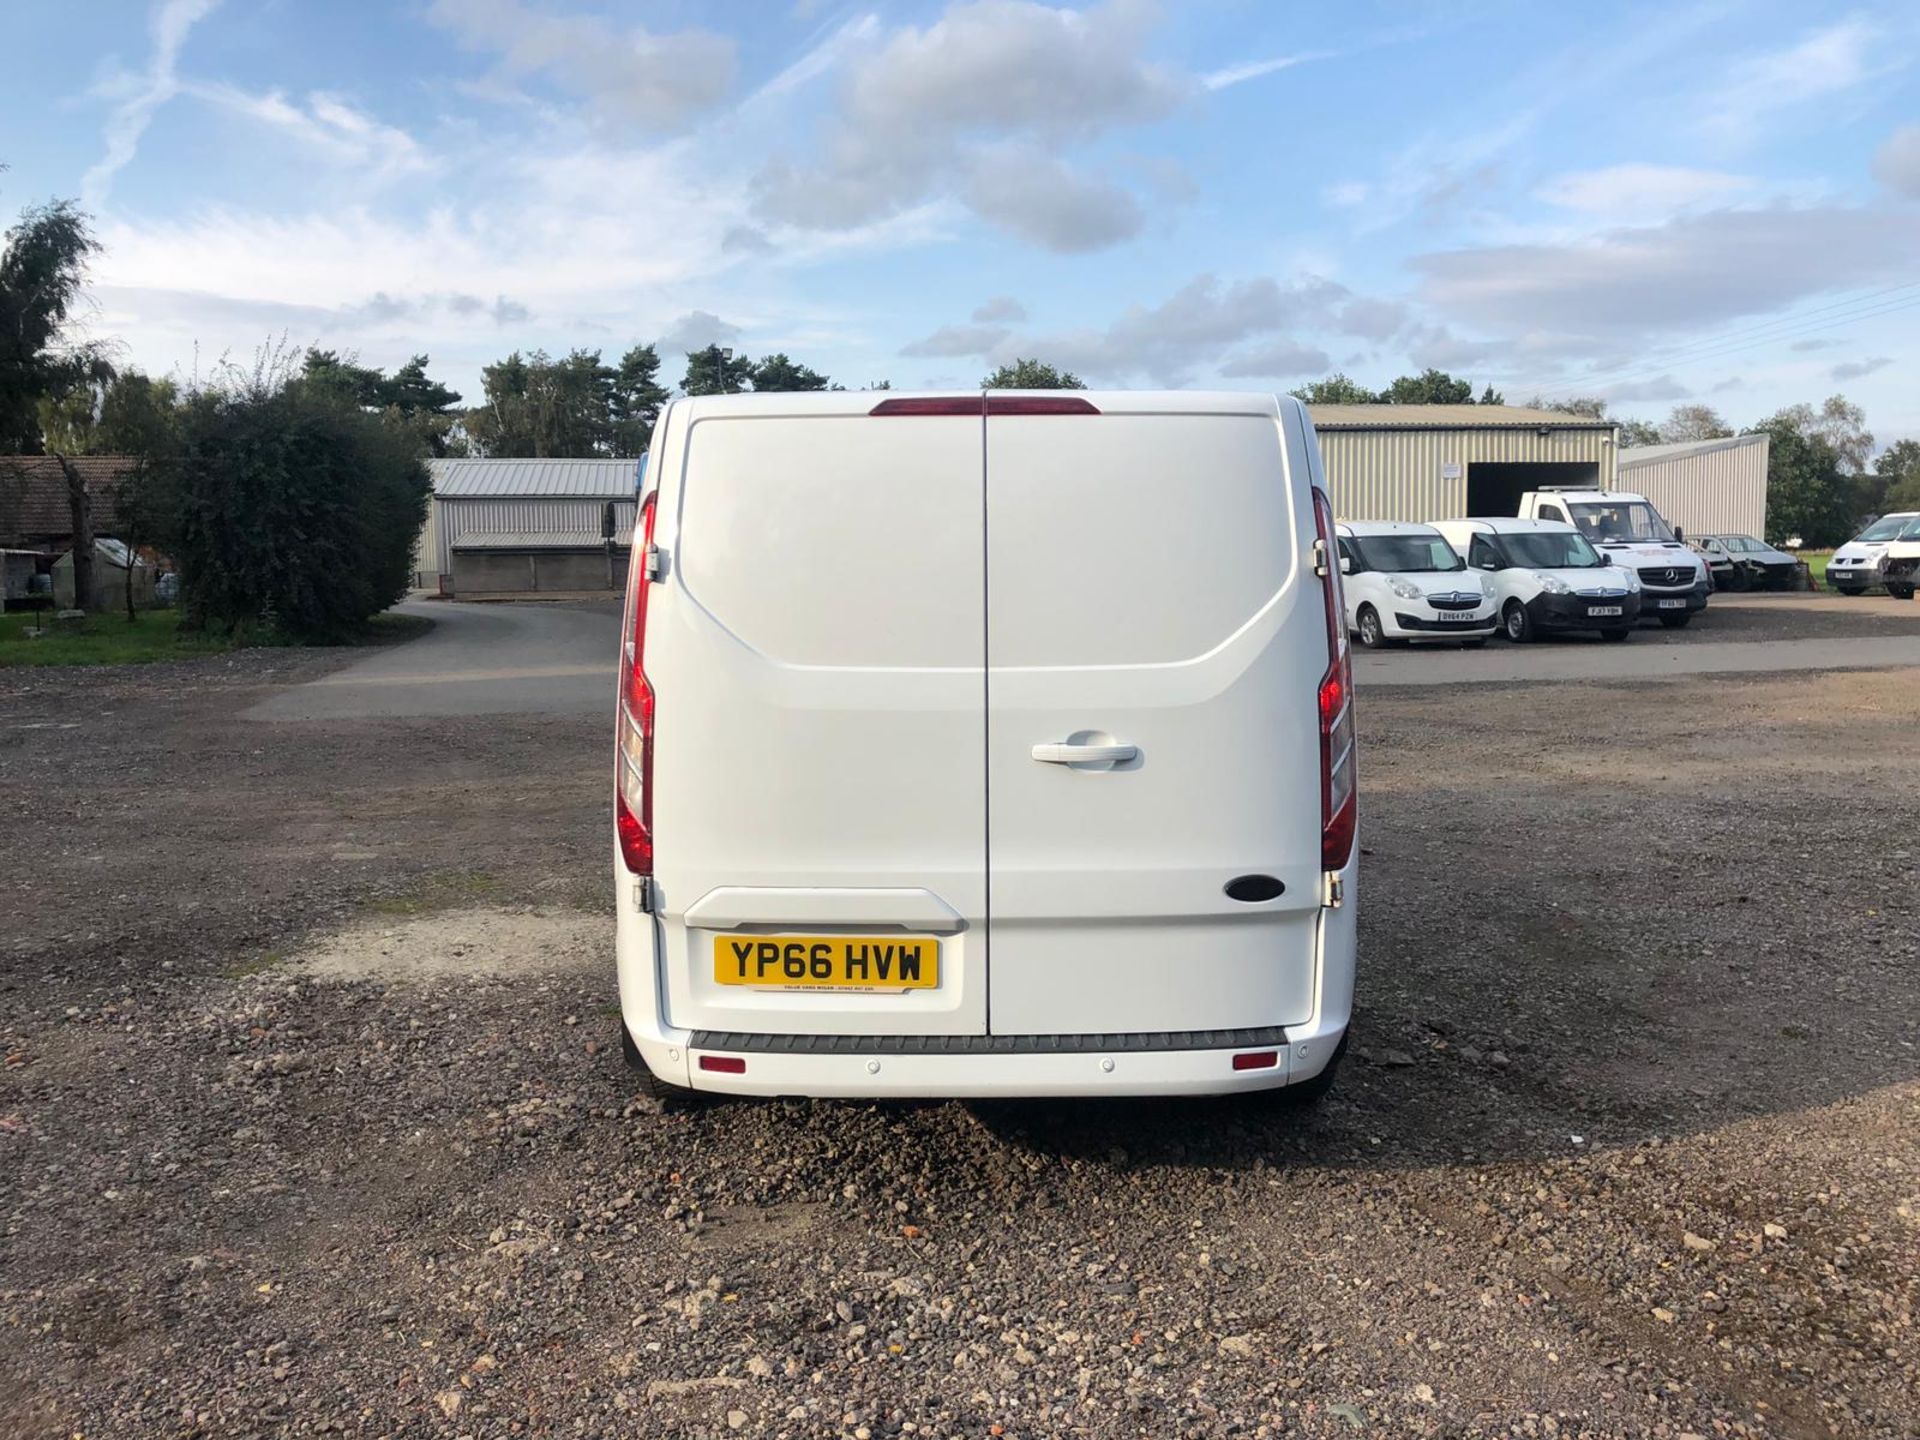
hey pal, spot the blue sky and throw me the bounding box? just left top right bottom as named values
left=5, top=0, right=1918, bottom=441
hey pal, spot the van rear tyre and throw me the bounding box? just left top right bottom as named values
left=1889, top=583, right=1916, bottom=601
left=620, top=1023, right=707, bottom=1107
left=1658, top=613, right=1691, bottom=628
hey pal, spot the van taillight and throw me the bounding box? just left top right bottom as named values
left=616, top=491, right=659, bottom=874
left=1311, top=487, right=1356, bottom=870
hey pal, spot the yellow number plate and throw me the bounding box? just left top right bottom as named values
left=713, top=935, right=940, bottom=991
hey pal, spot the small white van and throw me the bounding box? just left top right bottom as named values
left=1335, top=521, right=1496, bottom=647
left=1829, top=513, right=1920, bottom=597
left=615, top=391, right=1358, bottom=1101
left=1432, top=518, right=1641, bottom=642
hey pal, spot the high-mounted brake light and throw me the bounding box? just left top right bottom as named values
left=1312, top=487, right=1357, bottom=871
left=869, top=395, right=1102, bottom=417
left=615, top=491, right=659, bottom=874
left=986, top=396, right=1100, bottom=415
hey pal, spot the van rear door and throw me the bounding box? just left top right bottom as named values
left=984, top=396, right=1326, bottom=1037
left=646, top=398, right=987, bottom=1038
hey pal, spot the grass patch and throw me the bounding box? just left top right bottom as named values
left=1799, top=549, right=1833, bottom=586
left=225, top=949, right=287, bottom=979
left=0, top=609, right=239, bottom=667
left=0, top=606, right=432, bottom=667
left=367, top=870, right=504, bottom=917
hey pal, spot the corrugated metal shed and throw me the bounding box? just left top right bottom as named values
left=450, top=528, right=634, bottom=551
left=1617, top=433, right=1769, bottom=538
left=1309, top=405, right=1618, bottom=523
left=429, top=457, right=641, bottom=498
left=414, top=458, right=641, bottom=585
left=1310, top=404, right=1615, bottom=432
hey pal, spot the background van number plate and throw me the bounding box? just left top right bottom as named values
left=714, top=935, right=939, bottom=990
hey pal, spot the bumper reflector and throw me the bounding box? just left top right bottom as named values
left=698, top=1055, right=746, bottom=1074
left=1232, top=1051, right=1279, bottom=1071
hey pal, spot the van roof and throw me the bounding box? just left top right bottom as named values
left=1336, top=520, right=1440, bottom=538
left=669, top=390, right=1294, bottom=421
left=1440, top=517, right=1578, bottom=534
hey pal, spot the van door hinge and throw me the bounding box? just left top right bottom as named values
left=643, top=544, right=665, bottom=581
left=1322, top=873, right=1345, bottom=909
left=634, top=877, right=657, bottom=913
left=1312, top=538, right=1330, bottom=578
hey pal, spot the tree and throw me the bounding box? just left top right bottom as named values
left=173, top=367, right=429, bottom=640
left=1618, top=417, right=1662, bottom=447
left=464, top=348, right=617, bottom=456
left=1379, top=369, right=1475, bottom=404
left=981, top=358, right=1085, bottom=389
left=610, top=344, right=668, bottom=453
left=1658, top=404, right=1733, bottom=443
left=751, top=353, right=831, bottom=393
left=681, top=345, right=756, bottom=396
left=301, top=349, right=385, bottom=408
left=1, top=198, right=102, bottom=455
left=1528, top=395, right=1609, bottom=419
left=1290, top=373, right=1375, bottom=405
left=1752, top=411, right=1852, bottom=548
left=1875, top=438, right=1920, bottom=512
left=1770, top=394, right=1872, bottom=475
left=305, top=349, right=462, bottom=455
left=1478, top=382, right=1505, bottom=405
left=378, top=354, right=461, bottom=416
left=97, top=372, right=181, bottom=621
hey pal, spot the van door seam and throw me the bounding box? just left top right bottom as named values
left=980, top=403, right=992, bottom=1036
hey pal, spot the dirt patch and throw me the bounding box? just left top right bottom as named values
left=293, top=906, right=608, bottom=981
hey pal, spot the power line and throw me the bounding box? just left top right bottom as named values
left=1525, top=281, right=1920, bottom=400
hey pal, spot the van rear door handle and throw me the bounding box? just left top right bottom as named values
left=1031, top=742, right=1137, bottom=765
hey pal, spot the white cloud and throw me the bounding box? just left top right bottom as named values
left=1606, top=375, right=1691, bottom=403
left=189, top=85, right=429, bottom=180
left=938, top=271, right=1386, bottom=385
left=1874, top=123, right=1920, bottom=200
left=971, top=296, right=1026, bottom=324
left=1702, top=18, right=1898, bottom=142
left=1218, top=340, right=1332, bottom=378
left=656, top=310, right=741, bottom=353
left=427, top=0, right=736, bottom=131
left=82, top=0, right=222, bottom=205
left=961, top=146, right=1143, bottom=252
left=1537, top=164, right=1751, bottom=219
left=899, top=323, right=1011, bottom=358
left=1413, top=205, right=1920, bottom=342
left=1201, top=52, right=1326, bottom=91
left=752, top=0, right=1180, bottom=251
left=1831, top=356, right=1892, bottom=381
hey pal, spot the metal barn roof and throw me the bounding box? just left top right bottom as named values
left=1309, top=404, right=1614, bottom=430
left=1617, top=433, right=1769, bottom=467
left=429, top=457, right=641, bottom=499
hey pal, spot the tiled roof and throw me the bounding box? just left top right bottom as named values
left=0, top=456, right=133, bottom=544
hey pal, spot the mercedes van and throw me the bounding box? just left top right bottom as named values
left=614, top=391, right=1358, bottom=1101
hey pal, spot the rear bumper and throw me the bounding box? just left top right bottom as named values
left=614, top=856, right=1357, bottom=1099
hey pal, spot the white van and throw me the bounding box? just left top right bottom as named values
left=614, top=391, right=1358, bottom=1101
left=1828, top=513, right=1920, bottom=597
left=1517, top=488, right=1708, bottom=625
left=1335, top=521, right=1496, bottom=647
left=1432, top=518, right=1641, bottom=642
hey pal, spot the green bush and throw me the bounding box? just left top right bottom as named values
left=174, top=379, right=429, bottom=641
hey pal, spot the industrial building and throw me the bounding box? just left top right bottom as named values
left=1615, top=433, right=1770, bottom=539
left=1308, top=405, right=1618, bottom=522
left=416, top=458, right=640, bottom=597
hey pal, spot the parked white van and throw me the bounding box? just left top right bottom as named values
left=1432, top=518, right=1641, bottom=642
left=615, top=391, right=1358, bottom=1102
left=1335, top=521, right=1496, bottom=647
left=1828, top=512, right=1920, bottom=597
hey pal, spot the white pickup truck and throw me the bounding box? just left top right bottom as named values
left=1515, top=488, right=1710, bottom=626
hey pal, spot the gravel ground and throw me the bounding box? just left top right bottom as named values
left=2, top=622, right=1917, bottom=1439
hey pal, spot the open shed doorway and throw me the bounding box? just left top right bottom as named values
left=1466, top=461, right=1601, bottom=518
